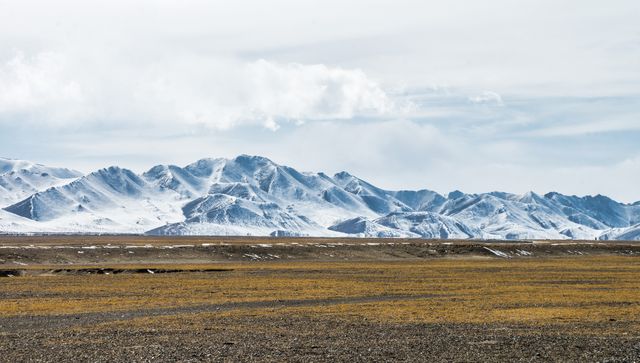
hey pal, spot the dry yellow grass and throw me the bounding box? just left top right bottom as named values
left=2, top=256, right=640, bottom=332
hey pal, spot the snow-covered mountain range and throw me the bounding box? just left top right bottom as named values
left=0, top=155, right=638, bottom=240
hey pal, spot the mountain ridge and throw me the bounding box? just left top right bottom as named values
left=1, top=155, right=639, bottom=240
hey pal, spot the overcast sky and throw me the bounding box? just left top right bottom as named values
left=0, top=0, right=639, bottom=202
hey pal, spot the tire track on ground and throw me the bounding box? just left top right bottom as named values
left=0, top=293, right=447, bottom=332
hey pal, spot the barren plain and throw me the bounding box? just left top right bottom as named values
left=1, top=236, right=639, bottom=362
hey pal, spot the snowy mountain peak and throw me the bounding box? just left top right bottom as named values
left=1, top=155, right=639, bottom=240
left=87, top=167, right=146, bottom=196
left=517, top=191, right=545, bottom=204
left=0, top=157, right=35, bottom=174
left=0, top=157, right=82, bottom=179
left=0, top=158, right=83, bottom=207
left=232, top=154, right=276, bottom=167
left=447, top=190, right=465, bottom=200
left=184, top=158, right=226, bottom=178
left=333, top=171, right=354, bottom=180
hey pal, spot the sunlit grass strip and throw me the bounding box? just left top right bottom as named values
left=1, top=257, right=639, bottom=327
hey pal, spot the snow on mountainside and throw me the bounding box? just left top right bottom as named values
left=145, top=155, right=379, bottom=228
left=375, top=212, right=479, bottom=239
left=392, top=189, right=446, bottom=212
left=617, top=224, right=640, bottom=240
left=436, top=191, right=601, bottom=240
left=0, top=209, right=64, bottom=234
left=0, top=157, right=82, bottom=207
left=332, top=171, right=411, bottom=215
left=4, top=166, right=184, bottom=233
left=328, top=217, right=419, bottom=238
left=598, top=223, right=640, bottom=241
left=149, top=193, right=320, bottom=236
left=544, top=192, right=639, bottom=228
left=1, top=155, right=639, bottom=240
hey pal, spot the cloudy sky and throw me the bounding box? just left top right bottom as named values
left=1, top=0, right=639, bottom=202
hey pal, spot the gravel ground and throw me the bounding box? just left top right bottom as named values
left=1, top=315, right=639, bottom=362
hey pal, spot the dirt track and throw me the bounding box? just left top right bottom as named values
left=0, top=293, right=452, bottom=333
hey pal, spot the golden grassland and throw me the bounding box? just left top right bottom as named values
left=2, top=256, right=640, bottom=332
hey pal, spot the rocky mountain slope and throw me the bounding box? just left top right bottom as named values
left=1, top=155, right=639, bottom=240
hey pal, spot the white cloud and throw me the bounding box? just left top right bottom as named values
left=243, top=60, right=393, bottom=125
left=469, top=91, right=503, bottom=105
left=523, top=117, right=640, bottom=137
left=0, top=52, right=83, bottom=123
left=0, top=52, right=394, bottom=130
left=141, top=58, right=395, bottom=130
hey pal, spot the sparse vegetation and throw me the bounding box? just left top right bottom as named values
left=2, top=257, right=640, bottom=328
left=1, top=237, right=640, bottom=361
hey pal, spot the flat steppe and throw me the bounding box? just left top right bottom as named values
left=1, top=236, right=639, bottom=362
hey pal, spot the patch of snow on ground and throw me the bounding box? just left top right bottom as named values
left=483, top=247, right=511, bottom=258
